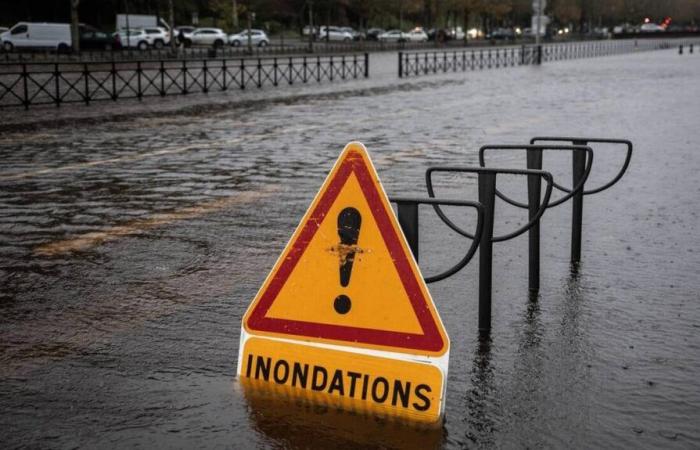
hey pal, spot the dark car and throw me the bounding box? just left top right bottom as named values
left=79, top=24, right=120, bottom=50
left=487, top=27, right=516, bottom=40
left=427, top=28, right=453, bottom=42
left=365, top=28, right=385, bottom=41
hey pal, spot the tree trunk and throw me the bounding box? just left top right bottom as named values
left=70, top=0, right=80, bottom=52
left=233, top=0, right=239, bottom=30
left=168, top=0, right=176, bottom=54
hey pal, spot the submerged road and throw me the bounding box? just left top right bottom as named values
left=1, top=49, right=699, bottom=448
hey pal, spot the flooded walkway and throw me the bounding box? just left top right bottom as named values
left=1, top=49, right=699, bottom=448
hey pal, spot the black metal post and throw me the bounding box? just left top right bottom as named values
left=571, top=140, right=587, bottom=263
left=396, top=201, right=419, bottom=261
left=526, top=149, right=543, bottom=291
left=398, top=51, right=403, bottom=78
left=478, top=172, right=496, bottom=332
left=364, top=52, right=369, bottom=78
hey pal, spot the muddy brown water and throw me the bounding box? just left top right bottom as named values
left=1, top=49, right=699, bottom=448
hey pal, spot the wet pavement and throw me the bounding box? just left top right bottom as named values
left=1, top=49, right=700, bottom=448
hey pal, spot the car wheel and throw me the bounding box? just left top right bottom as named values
left=138, top=41, right=148, bottom=51
left=213, top=40, right=223, bottom=49
left=57, top=43, right=71, bottom=53
left=154, top=40, right=164, bottom=49
left=232, top=40, right=241, bottom=47
left=258, top=40, right=268, bottom=47
left=343, top=37, right=351, bottom=42
left=3, top=41, right=13, bottom=52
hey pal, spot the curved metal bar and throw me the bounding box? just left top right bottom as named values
left=425, top=167, right=554, bottom=243
left=389, top=197, right=484, bottom=283
left=478, top=144, right=593, bottom=208
left=530, top=136, right=633, bottom=196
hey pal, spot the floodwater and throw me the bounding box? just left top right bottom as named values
left=1, top=49, right=700, bottom=448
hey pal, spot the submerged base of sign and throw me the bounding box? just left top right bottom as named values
left=237, top=332, right=447, bottom=425
left=235, top=142, right=450, bottom=425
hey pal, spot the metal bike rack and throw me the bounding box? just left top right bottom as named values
left=478, top=144, right=594, bottom=291
left=390, top=197, right=484, bottom=283
left=530, top=137, right=633, bottom=263
left=426, top=167, right=554, bottom=331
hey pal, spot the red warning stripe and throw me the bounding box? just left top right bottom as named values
left=246, top=149, right=445, bottom=353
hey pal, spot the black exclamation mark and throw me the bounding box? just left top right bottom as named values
left=334, top=207, right=361, bottom=315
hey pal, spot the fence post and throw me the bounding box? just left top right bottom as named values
left=111, top=61, right=117, bottom=100
left=571, top=140, right=587, bottom=263
left=83, top=63, right=90, bottom=105
left=203, top=59, right=208, bottom=93
left=54, top=63, right=61, bottom=107
left=396, top=201, right=419, bottom=261
left=257, top=58, right=262, bottom=88
left=136, top=61, right=142, bottom=100
left=679, top=45, right=683, bottom=55
left=240, top=59, right=245, bottom=89
left=341, top=55, right=346, bottom=79
left=364, top=52, right=369, bottom=78
left=330, top=55, right=334, bottom=81
left=478, top=172, right=497, bottom=332
left=273, top=57, right=278, bottom=86
left=22, top=63, right=29, bottom=110
left=398, top=51, right=403, bottom=78
left=182, top=60, right=187, bottom=94
left=288, top=57, right=293, bottom=84
left=222, top=59, right=227, bottom=90
left=160, top=60, right=165, bottom=96
left=303, top=56, right=308, bottom=83
left=526, top=149, right=543, bottom=291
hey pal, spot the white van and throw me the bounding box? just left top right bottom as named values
left=1, top=22, right=72, bottom=52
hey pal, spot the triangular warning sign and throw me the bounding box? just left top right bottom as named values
left=243, top=142, right=448, bottom=356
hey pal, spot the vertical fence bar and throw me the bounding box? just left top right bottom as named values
left=22, top=63, right=29, bottom=110
left=222, top=59, right=227, bottom=90
left=571, top=140, right=587, bottom=263
left=54, top=63, right=61, bottom=106
left=398, top=51, right=403, bottom=78
left=136, top=60, right=142, bottom=100
left=111, top=61, right=117, bottom=100
left=478, top=172, right=497, bottom=332
left=160, top=60, right=165, bottom=96
left=364, top=52, right=369, bottom=78
left=273, top=57, right=278, bottom=86
left=203, top=59, right=208, bottom=93
left=83, top=63, right=89, bottom=105
left=526, top=149, right=543, bottom=291
left=303, top=56, right=307, bottom=82
left=397, top=202, right=419, bottom=261
left=288, top=57, right=293, bottom=84
left=257, top=58, right=262, bottom=87
left=240, top=58, right=245, bottom=89
left=182, top=60, right=188, bottom=94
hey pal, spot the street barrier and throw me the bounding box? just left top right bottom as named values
left=426, top=167, right=554, bottom=331
left=529, top=137, right=633, bottom=263
left=0, top=53, right=369, bottom=109
left=478, top=145, right=594, bottom=291
left=390, top=197, right=484, bottom=283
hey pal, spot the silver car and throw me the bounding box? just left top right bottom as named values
left=229, top=29, right=269, bottom=47
left=187, top=28, right=227, bottom=48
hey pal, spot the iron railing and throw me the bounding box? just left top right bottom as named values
left=0, top=53, right=369, bottom=109
left=398, top=38, right=700, bottom=78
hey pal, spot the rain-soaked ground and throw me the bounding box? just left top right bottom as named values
left=1, top=49, right=700, bottom=448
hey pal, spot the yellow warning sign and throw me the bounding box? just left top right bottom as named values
left=237, top=142, right=450, bottom=424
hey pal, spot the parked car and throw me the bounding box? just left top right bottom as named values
left=186, top=28, right=227, bottom=47
left=378, top=29, right=407, bottom=42
left=229, top=29, right=269, bottom=47
left=365, top=28, right=385, bottom=41
left=405, top=28, right=428, bottom=42
left=640, top=23, right=665, bottom=33
left=143, top=27, right=169, bottom=48
left=174, top=26, right=195, bottom=44
left=79, top=24, right=120, bottom=50
left=451, top=27, right=466, bottom=40
left=113, top=28, right=150, bottom=50
left=427, top=28, right=453, bottom=41
left=340, top=27, right=364, bottom=40
left=317, top=26, right=353, bottom=42
left=487, top=27, right=515, bottom=40
left=302, top=25, right=317, bottom=36
left=1, top=22, right=72, bottom=52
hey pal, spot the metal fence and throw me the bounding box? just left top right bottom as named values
left=0, top=53, right=369, bottom=109
left=399, top=46, right=533, bottom=77
left=398, top=38, right=700, bottom=78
